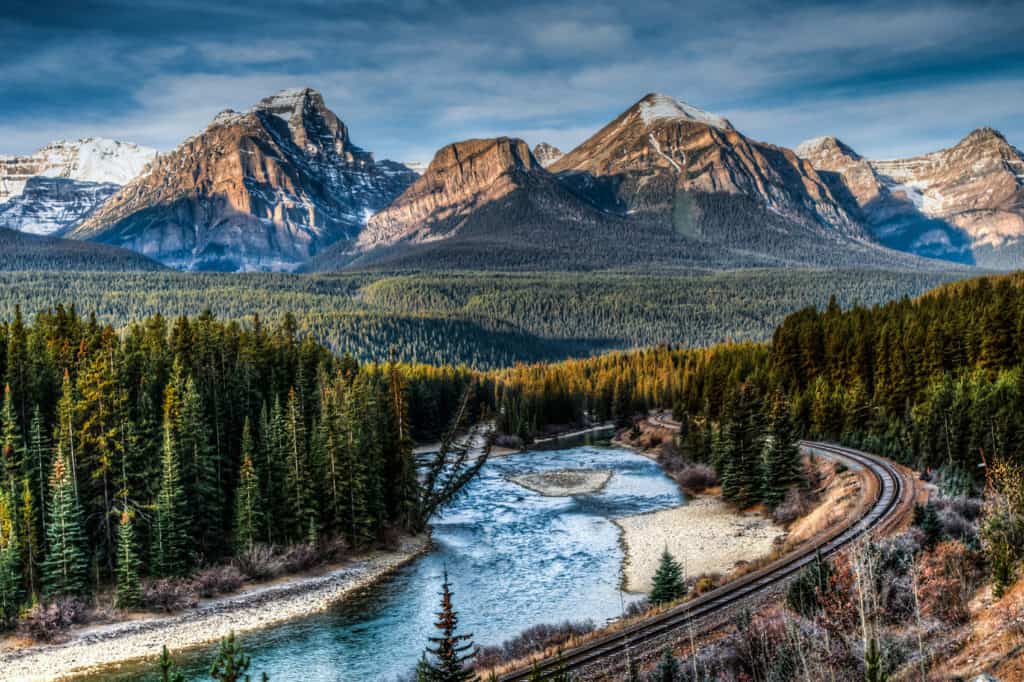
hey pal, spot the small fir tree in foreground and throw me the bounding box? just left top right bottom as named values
left=159, top=645, right=185, bottom=682
left=0, top=489, right=22, bottom=628
left=650, top=548, right=686, bottom=605
left=421, top=570, right=478, bottom=681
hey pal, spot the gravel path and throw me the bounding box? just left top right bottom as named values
left=0, top=536, right=429, bottom=682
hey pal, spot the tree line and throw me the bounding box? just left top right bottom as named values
left=0, top=305, right=475, bottom=628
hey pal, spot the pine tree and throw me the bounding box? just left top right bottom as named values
left=210, top=632, right=253, bottom=682
left=283, top=388, right=314, bottom=543
left=386, top=361, right=420, bottom=530
left=654, top=647, right=680, bottom=682
left=54, top=370, right=80, bottom=505
left=234, top=419, right=261, bottom=555
left=115, top=509, right=141, bottom=608
left=19, top=477, right=38, bottom=599
left=25, top=407, right=50, bottom=576
left=1, top=385, right=24, bottom=519
left=762, top=391, right=803, bottom=508
left=340, top=383, right=373, bottom=547
left=41, top=453, right=89, bottom=597
left=0, top=489, right=22, bottom=628
left=158, top=645, right=186, bottom=682
left=179, top=374, right=221, bottom=560
left=719, top=383, right=764, bottom=508
left=421, top=570, right=478, bottom=682
left=153, top=414, right=189, bottom=577
left=649, top=547, right=686, bottom=605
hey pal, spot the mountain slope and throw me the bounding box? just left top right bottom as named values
left=0, top=138, right=156, bottom=236
left=0, top=227, right=165, bottom=272
left=797, top=129, right=1024, bottom=266
left=309, top=134, right=936, bottom=273
left=70, top=88, right=415, bottom=271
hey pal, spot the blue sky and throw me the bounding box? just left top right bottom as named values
left=3, top=0, right=1022, bottom=163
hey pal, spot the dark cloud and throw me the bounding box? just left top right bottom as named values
left=2, top=0, right=1022, bottom=161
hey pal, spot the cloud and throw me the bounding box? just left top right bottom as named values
left=0, top=0, right=1021, bottom=163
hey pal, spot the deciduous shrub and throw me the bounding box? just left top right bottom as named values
left=473, top=620, right=596, bottom=670
left=194, top=565, right=245, bottom=598
left=17, top=597, right=88, bottom=642
left=917, top=540, right=983, bottom=624
left=141, top=578, right=199, bottom=612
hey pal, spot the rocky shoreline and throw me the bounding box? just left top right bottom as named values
left=0, top=535, right=429, bottom=682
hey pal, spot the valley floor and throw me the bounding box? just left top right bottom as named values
left=0, top=536, right=429, bottom=682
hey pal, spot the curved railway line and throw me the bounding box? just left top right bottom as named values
left=500, top=431, right=913, bottom=681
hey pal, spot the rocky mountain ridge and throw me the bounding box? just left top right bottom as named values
left=797, top=128, right=1024, bottom=266
left=70, top=88, right=415, bottom=271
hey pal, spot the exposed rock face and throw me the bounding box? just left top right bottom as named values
left=550, top=93, right=864, bottom=239
left=0, top=177, right=119, bottom=236
left=532, top=143, right=564, bottom=167
left=358, top=137, right=543, bottom=248
left=798, top=129, right=1024, bottom=266
left=71, top=88, right=415, bottom=271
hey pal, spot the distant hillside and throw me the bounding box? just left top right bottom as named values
left=0, top=227, right=165, bottom=272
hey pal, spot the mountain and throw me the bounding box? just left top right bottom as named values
left=70, top=88, right=416, bottom=271
left=532, top=143, right=564, bottom=167
left=0, top=138, right=156, bottom=236
left=797, top=129, right=1024, bottom=267
left=550, top=93, right=863, bottom=240
left=0, top=226, right=164, bottom=272
left=307, top=130, right=934, bottom=273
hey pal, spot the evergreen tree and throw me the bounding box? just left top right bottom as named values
left=649, top=548, right=686, bottom=605
left=210, top=631, right=259, bottom=682
left=386, top=361, right=420, bottom=530
left=41, top=453, right=89, bottom=597
left=234, top=419, right=261, bottom=555
left=654, top=647, right=680, bottom=682
left=283, top=388, right=313, bottom=543
left=0, top=489, right=22, bottom=629
left=158, top=645, right=186, bottom=682
left=54, top=370, right=79, bottom=505
left=719, top=383, right=764, bottom=508
left=421, top=570, right=478, bottom=682
left=179, top=374, right=221, bottom=560
left=153, top=415, right=189, bottom=577
left=340, top=384, right=373, bottom=547
left=1, top=384, right=24, bottom=520
left=762, top=391, right=803, bottom=508
left=115, top=510, right=141, bottom=608
left=19, top=477, right=38, bottom=599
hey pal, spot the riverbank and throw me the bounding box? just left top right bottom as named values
left=0, top=535, right=429, bottom=682
left=614, top=497, right=784, bottom=592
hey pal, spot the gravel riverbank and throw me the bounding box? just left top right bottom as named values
left=0, top=535, right=429, bottom=682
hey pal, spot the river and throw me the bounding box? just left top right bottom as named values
left=98, top=441, right=684, bottom=681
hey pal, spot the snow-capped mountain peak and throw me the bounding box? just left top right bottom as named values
left=635, top=93, right=732, bottom=131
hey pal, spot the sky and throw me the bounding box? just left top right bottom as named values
left=2, top=0, right=1023, bottom=163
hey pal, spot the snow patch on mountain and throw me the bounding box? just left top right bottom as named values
left=637, top=93, right=731, bottom=131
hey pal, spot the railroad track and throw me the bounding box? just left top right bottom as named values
left=500, top=437, right=909, bottom=681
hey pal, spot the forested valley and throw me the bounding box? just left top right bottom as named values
left=0, top=269, right=962, bottom=368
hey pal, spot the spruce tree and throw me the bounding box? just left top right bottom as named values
left=41, top=453, right=89, bottom=597
left=422, top=570, right=477, bottom=682
left=179, top=375, right=221, bottom=560
left=649, top=548, right=686, bottom=605
left=340, top=384, right=373, bottom=547
left=234, top=419, right=261, bottom=555
left=386, top=361, right=420, bottom=530
left=54, top=370, right=79, bottom=505
left=283, top=388, right=314, bottom=543
left=153, top=417, right=189, bottom=577
left=762, top=391, right=803, bottom=508
left=19, top=477, right=38, bottom=598
left=115, top=510, right=141, bottom=608
left=0, top=489, right=22, bottom=628
left=719, top=383, right=764, bottom=508
left=1, top=384, right=24, bottom=519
